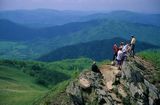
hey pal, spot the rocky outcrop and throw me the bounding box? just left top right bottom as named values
left=121, top=61, right=160, bottom=105
left=66, top=59, right=160, bottom=105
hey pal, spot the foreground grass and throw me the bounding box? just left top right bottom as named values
left=0, top=66, right=48, bottom=105
left=0, top=58, right=93, bottom=105
left=138, top=50, right=160, bottom=88
left=138, top=50, right=160, bottom=70
left=34, top=81, right=70, bottom=105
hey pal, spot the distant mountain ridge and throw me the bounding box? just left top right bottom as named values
left=86, top=11, right=160, bottom=26
left=0, top=9, right=160, bottom=28
left=0, top=19, right=101, bottom=41
left=0, top=18, right=160, bottom=45
left=0, top=9, right=94, bottom=28
left=38, top=37, right=160, bottom=62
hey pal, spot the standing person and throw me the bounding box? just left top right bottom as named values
left=112, top=43, right=118, bottom=61
left=116, top=48, right=123, bottom=70
left=122, top=42, right=129, bottom=61
left=130, top=35, right=136, bottom=57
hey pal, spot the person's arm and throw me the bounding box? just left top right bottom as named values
left=131, top=38, right=136, bottom=44
left=131, top=38, right=133, bottom=44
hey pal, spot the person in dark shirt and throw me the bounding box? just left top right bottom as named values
left=91, top=61, right=101, bottom=73
left=91, top=61, right=103, bottom=84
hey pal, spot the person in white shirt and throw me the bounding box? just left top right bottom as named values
left=116, top=47, right=123, bottom=70
left=130, top=35, right=136, bottom=57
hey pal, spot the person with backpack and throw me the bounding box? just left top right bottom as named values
left=130, top=35, right=136, bottom=57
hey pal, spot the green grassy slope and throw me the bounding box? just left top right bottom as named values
left=34, top=80, right=71, bottom=105
left=138, top=50, right=160, bottom=69
left=34, top=59, right=109, bottom=105
left=0, top=66, right=48, bottom=105
left=138, top=50, right=160, bottom=89
left=47, top=58, right=93, bottom=76
left=0, top=41, right=39, bottom=60
left=0, top=58, right=92, bottom=105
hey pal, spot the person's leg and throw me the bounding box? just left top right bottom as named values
left=130, top=45, right=133, bottom=56
left=118, top=60, right=121, bottom=70
left=131, top=44, right=135, bottom=57
left=116, top=59, right=119, bottom=67
left=124, top=52, right=127, bottom=61
left=132, top=44, right=135, bottom=57
left=113, top=53, right=116, bottom=61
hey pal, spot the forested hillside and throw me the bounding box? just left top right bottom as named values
left=38, top=38, right=160, bottom=62
left=0, top=19, right=160, bottom=60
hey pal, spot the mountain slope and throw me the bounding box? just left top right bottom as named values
left=59, top=19, right=160, bottom=46
left=38, top=38, right=160, bottom=62
left=0, top=19, right=101, bottom=41
left=0, top=63, right=47, bottom=105
left=1, top=18, right=160, bottom=44
left=0, top=59, right=71, bottom=105
left=0, top=19, right=36, bottom=41
left=0, top=58, right=92, bottom=105
left=0, top=19, right=160, bottom=60
left=36, top=51, right=160, bottom=105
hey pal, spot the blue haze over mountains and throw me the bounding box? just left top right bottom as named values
left=0, top=9, right=160, bottom=28
left=0, top=9, right=160, bottom=60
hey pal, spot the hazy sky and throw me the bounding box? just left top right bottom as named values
left=0, top=0, right=160, bottom=13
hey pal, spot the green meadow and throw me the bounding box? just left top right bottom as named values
left=0, top=58, right=93, bottom=105
left=0, top=66, right=48, bottom=105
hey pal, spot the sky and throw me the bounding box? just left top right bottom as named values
left=0, top=0, right=160, bottom=13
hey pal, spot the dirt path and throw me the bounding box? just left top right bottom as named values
left=100, top=65, right=120, bottom=90
left=99, top=56, right=155, bottom=89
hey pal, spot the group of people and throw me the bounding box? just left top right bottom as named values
left=91, top=35, right=136, bottom=73
left=112, top=35, right=136, bottom=70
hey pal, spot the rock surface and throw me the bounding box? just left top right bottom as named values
left=66, top=58, right=160, bottom=105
